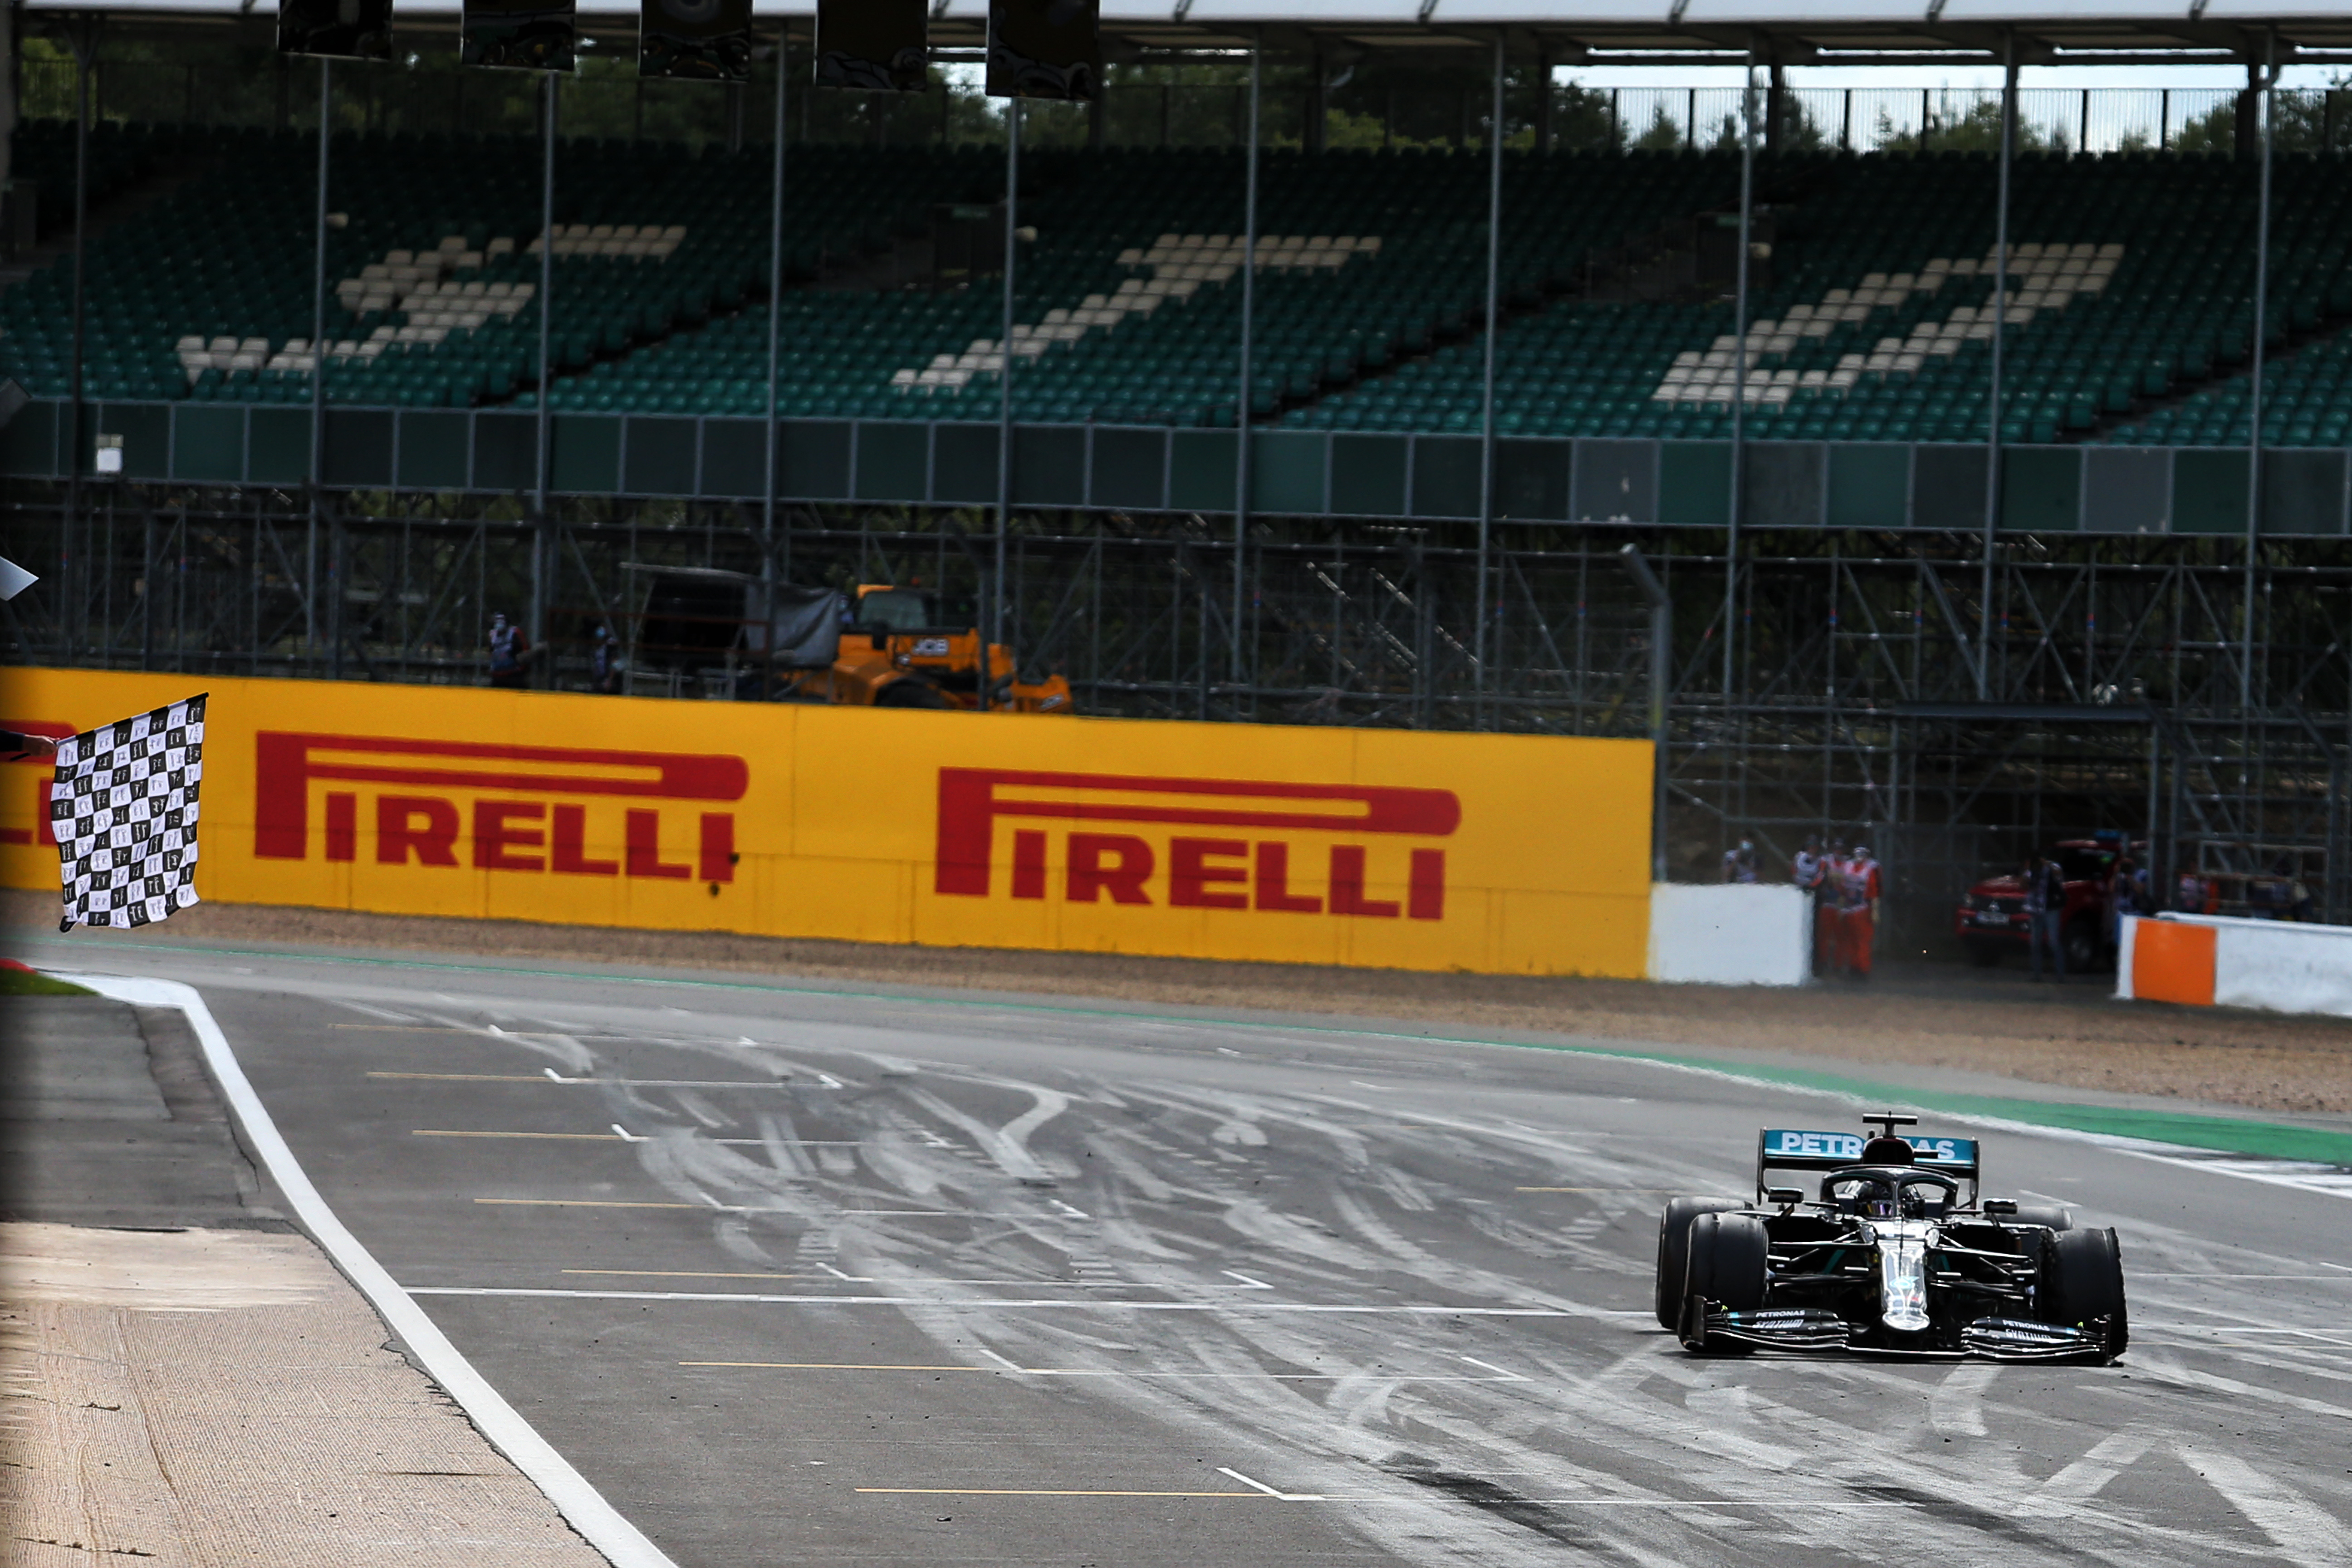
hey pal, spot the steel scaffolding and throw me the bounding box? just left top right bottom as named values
left=5, top=482, right=2345, bottom=938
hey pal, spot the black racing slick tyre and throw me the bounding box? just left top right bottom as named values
left=874, top=678, right=952, bottom=709
left=1681, top=1211, right=1769, bottom=1355
left=2012, top=1205, right=2073, bottom=1233
left=2041, top=1226, right=2129, bottom=1361
left=1654, top=1197, right=1745, bottom=1330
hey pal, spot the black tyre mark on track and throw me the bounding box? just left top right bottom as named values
left=1380, top=1453, right=1612, bottom=1554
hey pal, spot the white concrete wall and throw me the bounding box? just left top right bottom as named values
left=2200, top=914, right=2352, bottom=1019
left=1647, top=883, right=1812, bottom=987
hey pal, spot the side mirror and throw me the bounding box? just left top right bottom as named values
left=1765, top=1187, right=1803, bottom=1207
left=1983, top=1198, right=2018, bottom=1215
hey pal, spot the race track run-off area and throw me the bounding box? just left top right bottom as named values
left=61, top=948, right=2352, bottom=1568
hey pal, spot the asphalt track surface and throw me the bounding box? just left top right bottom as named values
left=49, top=943, right=2352, bottom=1568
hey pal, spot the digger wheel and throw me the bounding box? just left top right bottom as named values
left=875, top=678, right=951, bottom=709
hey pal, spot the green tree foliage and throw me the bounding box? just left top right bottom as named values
left=1629, top=103, right=1685, bottom=152
left=1874, top=95, right=2054, bottom=155
left=2170, top=99, right=2239, bottom=156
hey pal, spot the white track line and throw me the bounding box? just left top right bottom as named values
left=62, top=972, right=677, bottom=1568
left=2178, top=1445, right=2352, bottom=1567
left=404, top=1286, right=1578, bottom=1315
left=1217, top=1467, right=1325, bottom=1501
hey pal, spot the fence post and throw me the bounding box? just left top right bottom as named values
left=1534, top=49, right=1551, bottom=155
left=1728, top=56, right=1754, bottom=711
left=66, top=19, right=92, bottom=653
left=763, top=26, right=789, bottom=617
left=311, top=57, right=332, bottom=676
left=531, top=69, right=558, bottom=681
left=2244, top=30, right=2275, bottom=714
left=1234, top=38, right=1260, bottom=696
left=1979, top=36, right=2017, bottom=701
left=995, top=97, right=1020, bottom=709
left=1475, top=32, right=1504, bottom=728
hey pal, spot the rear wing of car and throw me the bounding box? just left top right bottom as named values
left=1756, top=1129, right=1981, bottom=1204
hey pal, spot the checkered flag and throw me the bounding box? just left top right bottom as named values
left=50, top=694, right=206, bottom=932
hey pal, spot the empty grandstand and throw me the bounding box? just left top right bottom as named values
left=10, top=132, right=2351, bottom=447
left=4, top=4, right=2348, bottom=941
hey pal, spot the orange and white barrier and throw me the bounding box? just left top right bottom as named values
left=1, top=667, right=1653, bottom=978
left=2117, top=912, right=2352, bottom=1019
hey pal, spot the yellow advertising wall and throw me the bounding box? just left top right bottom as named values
left=0, top=667, right=1652, bottom=976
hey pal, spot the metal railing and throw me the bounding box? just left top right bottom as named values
left=19, top=60, right=2344, bottom=158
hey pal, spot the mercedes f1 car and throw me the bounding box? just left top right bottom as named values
left=1654, top=1113, right=2128, bottom=1362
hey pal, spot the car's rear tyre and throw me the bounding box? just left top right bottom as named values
left=2012, top=1205, right=2073, bottom=1233
left=1680, top=1211, right=1768, bottom=1355
left=1654, top=1197, right=1745, bottom=1329
left=2040, top=1225, right=2129, bottom=1361
left=1965, top=938, right=2005, bottom=968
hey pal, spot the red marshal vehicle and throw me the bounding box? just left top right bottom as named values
left=1953, top=835, right=2136, bottom=971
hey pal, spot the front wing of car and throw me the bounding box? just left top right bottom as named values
left=1694, top=1304, right=2117, bottom=1360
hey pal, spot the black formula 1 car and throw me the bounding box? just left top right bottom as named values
left=1654, top=1113, right=2128, bottom=1362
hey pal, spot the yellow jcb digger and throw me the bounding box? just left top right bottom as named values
left=620, top=568, right=1073, bottom=713
left=787, top=584, right=1073, bottom=713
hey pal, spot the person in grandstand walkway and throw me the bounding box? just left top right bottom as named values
left=1791, top=834, right=1828, bottom=976
left=1721, top=837, right=1758, bottom=884
left=1834, top=846, right=1891, bottom=982
left=1839, top=843, right=1882, bottom=980
left=2026, top=852, right=2068, bottom=983
left=2107, top=854, right=2140, bottom=950
left=1816, top=837, right=1847, bottom=976
left=486, top=612, right=531, bottom=690
left=0, top=731, right=59, bottom=762
left=589, top=624, right=622, bottom=695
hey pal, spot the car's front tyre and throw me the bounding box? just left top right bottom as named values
left=2040, top=1225, right=2129, bottom=1361
left=1679, top=1211, right=1769, bottom=1355
left=1654, top=1197, right=1745, bottom=1330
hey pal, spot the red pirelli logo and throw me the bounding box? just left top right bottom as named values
left=935, top=769, right=1460, bottom=920
left=256, top=733, right=749, bottom=882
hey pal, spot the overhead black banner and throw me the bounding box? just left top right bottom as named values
left=276, top=0, right=393, bottom=61
left=462, top=0, right=578, bottom=71
left=817, top=0, right=926, bottom=92
left=987, top=0, right=1098, bottom=101
left=640, top=0, right=754, bottom=82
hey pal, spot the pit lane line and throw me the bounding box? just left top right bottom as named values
left=57, top=971, right=681, bottom=1568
